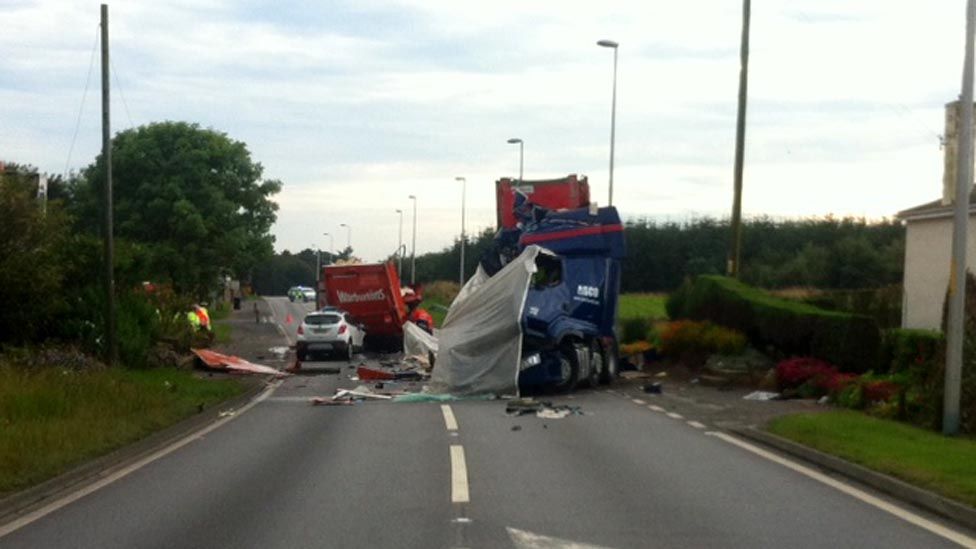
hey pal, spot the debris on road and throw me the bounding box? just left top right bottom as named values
left=218, top=409, right=236, bottom=418
left=642, top=382, right=663, bottom=394
left=192, top=348, right=288, bottom=376
left=310, top=397, right=355, bottom=406
left=505, top=398, right=582, bottom=419
left=743, top=391, right=780, bottom=401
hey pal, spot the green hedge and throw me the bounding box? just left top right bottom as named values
left=667, top=275, right=880, bottom=373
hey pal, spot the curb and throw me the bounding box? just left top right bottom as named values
left=0, top=377, right=270, bottom=526
left=731, top=426, right=976, bottom=531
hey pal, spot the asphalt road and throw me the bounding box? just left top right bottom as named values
left=3, top=297, right=976, bottom=548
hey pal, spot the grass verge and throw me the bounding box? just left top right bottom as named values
left=618, top=293, right=668, bottom=321
left=0, top=365, right=245, bottom=496
left=214, top=322, right=233, bottom=344
left=768, top=411, right=976, bottom=507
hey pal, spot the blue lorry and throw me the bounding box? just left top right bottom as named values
left=481, top=194, right=626, bottom=391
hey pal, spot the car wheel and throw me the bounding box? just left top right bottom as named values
left=296, top=345, right=307, bottom=361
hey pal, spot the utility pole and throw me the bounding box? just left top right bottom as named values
left=100, top=3, right=116, bottom=366
left=727, top=0, right=751, bottom=278
left=409, top=195, right=417, bottom=284
left=945, top=0, right=976, bottom=436
left=396, top=209, right=404, bottom=279
left=456, top=177, right=466, bottom=286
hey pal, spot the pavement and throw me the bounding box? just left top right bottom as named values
left=2, top=297, right=976, bottom=548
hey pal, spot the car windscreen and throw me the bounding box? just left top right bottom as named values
left=304, top=314, right=341, bottom=326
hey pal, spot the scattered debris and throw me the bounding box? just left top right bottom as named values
left=505, top=398, right=582, bottom=419
left=818, top=396, right=830, bottom=405
left=656, top=371, right=668, bottom=378
left=690, top=377, right=700, bottom=384
left=642, top=382, right=663, bottom=394
left=311, top=397, right=355, bottom=406
left=743, top=391, right=780, bottom=401
left=511, top=425, right=522, bottom=431
left=218, top=409, right=236, bottom=418
left=192, top=348, right=289, bottom=376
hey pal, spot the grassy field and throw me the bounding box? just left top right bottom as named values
left=768, top=411, right=976, bottom=507
left=617, top=293, right=668, bottom=321
left=0, top=365, right=244, bottom=495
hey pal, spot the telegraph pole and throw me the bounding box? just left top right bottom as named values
left=727, top=0, right=751, bottom=278
left=101, top=4, right=116, bottom=366
left=945, top=0, right=976, bottom=436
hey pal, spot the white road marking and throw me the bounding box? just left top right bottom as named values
left=450, top=445, right=470, bottom=503
left=687, top=421, right=706, bottom=429
left=647, top=405, right=665, bottom=412
left=631, top=398, right=646, bottom=405
left=706, top=432, right=976, bottom=548
left=0, top=381, right=282, bottom=539
left=666, top=412, right=684, bottom=420
left=441, top=404, right=459, bottom=431
left=507, top=527, right=613, bottom=549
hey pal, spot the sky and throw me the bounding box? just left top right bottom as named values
left=0, top=1, right=969, bottom=261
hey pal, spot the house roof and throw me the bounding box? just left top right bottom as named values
left=897, top=188, right=976, bottom=222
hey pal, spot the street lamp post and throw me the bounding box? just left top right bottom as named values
left=323, top=232, right=334, bottom=262
left=408, top=195, right=417, bottom=284
left=506, top=138, right=523, bottom=182
left=395, top=209, right=404, bottom=279
left=456, top=177, right=467, bottom=286
left=339, top=223, right=351, bottom=251
left=597, top=39, right=618, bottom=206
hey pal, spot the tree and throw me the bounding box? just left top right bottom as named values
left=72, top=122, right=281, bottom=298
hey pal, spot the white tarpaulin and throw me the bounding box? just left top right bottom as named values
left=403, top=320, right=439, bottom=357
left=428, top=246, right=541, bottom=395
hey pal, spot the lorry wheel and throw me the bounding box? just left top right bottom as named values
left=585, top=340, right=604, bottom=387
left=554, top=341, right=581, bottom=392
left=599, top=339, right=619, bottom=385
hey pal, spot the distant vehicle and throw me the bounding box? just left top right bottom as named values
left=287, top=286, right=316, bottom=302
left=296, top=310, right=365, bottom=361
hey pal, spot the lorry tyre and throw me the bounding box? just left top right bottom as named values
left=346, top=342, right=354, bottom=362
left=585, top=340, right=604, bottom=388
left=599, top=339, right=619, bottom=385
left=554, top=341, right=581, bottom=392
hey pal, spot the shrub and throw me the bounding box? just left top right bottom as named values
left=658, top=320, right=747, bottom=367
left=619, top=340, right=652, bottom=357
left=881, top=328, right=944, bottom=375
left=775, top=357, right=837, bottom=391
left=423, top=280, right=460, bottom=305
left=803, top=285, right=903, bottom=330
left=667, top=275, right=880, bottom=373
left=620, top=317, right=652, bottom=344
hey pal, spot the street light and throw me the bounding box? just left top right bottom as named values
left=506, top=138, right=523, bottom=182
left=323, top=232, right=334, bottom=262
left=408, top=195, right=417, bottom=284
left=456, top=177, right=467, bottom=286
left=597, top=39, right=619, bottom=206
left=395, top=209, right=404, bottom=279
left=339, top=223, right=351, bottom=250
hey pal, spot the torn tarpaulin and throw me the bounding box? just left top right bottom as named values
left=192, top=348, right=288, bottom=376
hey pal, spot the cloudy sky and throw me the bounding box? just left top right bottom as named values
left=1, top=1, right=968, bottom=261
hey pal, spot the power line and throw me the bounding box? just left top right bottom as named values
left=64, top=24, right=100, bottom=178
left=110, top=56, right=135, bottom=129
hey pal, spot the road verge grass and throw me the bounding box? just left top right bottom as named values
left=768, top=411, right=976, bottom=507
left=0, top=365, right=244, bottom=495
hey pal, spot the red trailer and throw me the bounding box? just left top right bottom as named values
left=318, top=261, right=429, bottom=349
left=495, top=174, right=590, bottom=229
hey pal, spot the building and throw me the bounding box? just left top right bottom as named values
left=897, top=193, right=976, bottom=330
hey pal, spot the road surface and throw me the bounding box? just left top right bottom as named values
left=2, top=297, right=974, bottom=548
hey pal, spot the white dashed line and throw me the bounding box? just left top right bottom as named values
left=648, top=405, right=665, bottom=412
left=450, top=445, right=470, bottom=503
left=441, top=404, right=459, bottom=431
left=687, top=421, right=706, bottom=429
left=666, top=412, right=684, bottom=420
left=705, top=432, right=976, bottom=547
left=631, top=398, right=647, bottom=405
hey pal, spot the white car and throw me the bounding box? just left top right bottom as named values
left=295, top=310, right=365, bottom=361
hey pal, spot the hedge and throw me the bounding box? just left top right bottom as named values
left=667, top=275, right=880, bottom=373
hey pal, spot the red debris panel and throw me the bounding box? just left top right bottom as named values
left=192, top=348, right=288, bottom=376
left=356, top=365, right=396, bottom=381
